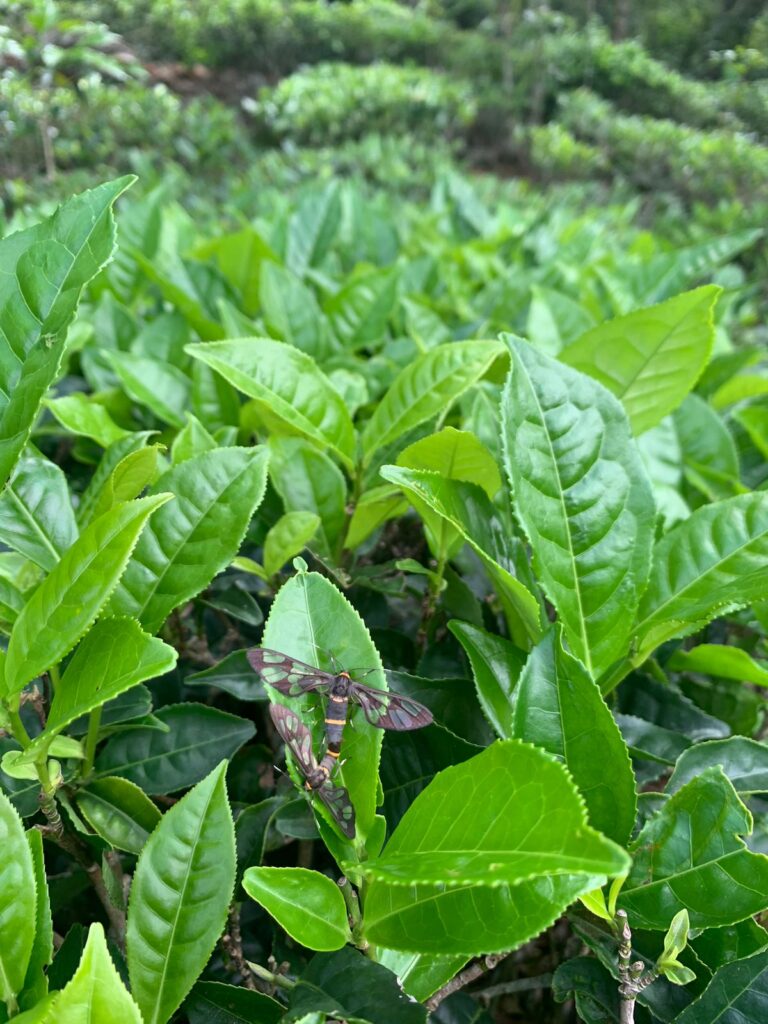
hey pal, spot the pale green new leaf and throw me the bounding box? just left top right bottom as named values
left=396, top=427, right=502, bottom=499
left=362, top=341, right=504, bottom=466
left=668, top=644, right=768, bottom=687
left=44, top=394, right=130, bottom=447
left=633, top=493, right=768, bottom=664
left=88, top=445, right=162, bottom=523
left=560, top=286, right=720, bottom=435
left=0, top=453, right=77, bottom=571
left=360, top=741, right=629, bottom=954
left=107, top=351, right=191, bottom=428
left=4, top=494, right=171, bottom=696
left=0, top=790, right=36, bottom=1008
left=171, top=414, right=217, bottom=464
left=40, top=923, right=142, bottom=1024
left=512, top=628, right=636, bottom=844
left=127, top=762, right=235, bottom=1024
left=242, top=867, right=351, bottom=951
left=501, top=336, right=655, bottom=676
left=0, top=176, right=133, bottom=487
left=264, top=512, right=321, bottom=578
left=188, top=339, right=355, bottom=468
left=19, top=618, right=176, bottom=762
left=108, top=447, right=269, bottom=633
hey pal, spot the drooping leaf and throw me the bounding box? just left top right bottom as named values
left=77, top=776, right=162, bottom=854
left=560, top=286, right=720, bottom=435
left=44, top=394, right=130, bottom=447
left=0, top=176, right=133, bottom=487
left=242, top=867, right=351, bottom=951
left=39, top=923, right=142, bottom=1024
left=261, top=568, right=384, bottom=855
left=108, top=447, right=269, bottom=633
left=188, top=339, right=355, bottom=468
left=360, top=741, right=629, bottom=954
left=513, top=628, right=636, bottom=844
left=0, top=790, right=36, bottom=1009
left=186, top=649, right=268, bottom=702
left=632, top=493, right=768, bottom=666
left=107, top=351, right=191, bottom=428
left=4, top=494, right=170, bottom=696
left=127, top=762, right=235, bottom=1024
left=0, top=453, right=77, bottom=572
left=95, top=703, right=255, bottom=794
left=448, top=620, right=526, bottom=740
left=283, top=947, right=427, bottom=1024
left=362, top=341, right=503, bottom=466
left=620, top=767, right=768, bottom=930
left=668, top=645, right=768, bottom=687
left=381, top=467, right=541, bottom=649
left=501, top=336, right=655, bottom=676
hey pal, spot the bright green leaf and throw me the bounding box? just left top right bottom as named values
left=0, top=789, right=36, bottom=1008
left=77, top=776, right=161, bottom=854
left=264, top=512, right=321, bottom=578
left=0, top=453, right=77, bottom=572
left=448, top=620, right=525, bottom=739
left=44, top=394, right=130, bottom=447
left=242, top=867, right=351, bottom=951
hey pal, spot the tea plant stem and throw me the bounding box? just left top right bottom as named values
left=7, top=705, right=32, bottom=748
left=338, top=876, right=367, bottom=949
left=82, top=707, right=103, bottom=777
left=616, top=909, right=659, bottom=1023
left=426, top=951, right=509, bottom=1011
left=247, top=960, right=295, bottom=992
left=221, top=904, right=257, bottom=990
left=48, top=664, right=60, bottom=691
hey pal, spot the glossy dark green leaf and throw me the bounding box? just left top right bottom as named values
left=77, top=776, right=161, bottom=854
left=108, top=446, right=269, bottom=633
left=185, top=981, right=282, bottom=1024
left=667, top=738, right=768, bottom=796
left=672, top=949, right=768, bottom=1024
left=0, top=454, right=77, bottom=572
left=4, top=494, right=170, bottom=696
left=513, top=628, right=636, bottom=844
left=188, top=339, right=355, bottom=468
left=0, top=790, right=36, bottom=1008
left=691, top=920, right=768, bottom=972
left=235, top=797, right=284, bottom=884
left=186, top=650, right=267, bottom=702
left=501, top=336, right=655, bottom=676
left=242, top=867, right=351, bottom=951
left=283, top=947, right=427, bottom=1024
left=620, top=767, right=768, bottom=930
left=552, top=956, right=619, bottom=1024
left=448, top=621, right=527, bottom=739
left=127, top=762, right=235, bottom=1024
left=0, top=176, right=133, bottom=487
left=95, top=703, right=255, bottom=794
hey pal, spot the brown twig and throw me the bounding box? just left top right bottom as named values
left=616, top=910, right=658, bottom=1024
left=221, top=904, right=257, bottom=990
left=426, top=952, right=509, bottom=1011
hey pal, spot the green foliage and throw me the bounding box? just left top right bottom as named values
left=1, top=165, right=768, bottom=1024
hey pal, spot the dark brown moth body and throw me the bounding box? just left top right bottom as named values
left=269, top=703, right=355, bottom=838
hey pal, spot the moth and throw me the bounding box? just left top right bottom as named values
left=269, top=703, right=356, bottom=839
left=248, top=648, right=434, bottom=762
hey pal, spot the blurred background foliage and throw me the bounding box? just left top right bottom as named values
left=2, top=0, right=768, bottom=232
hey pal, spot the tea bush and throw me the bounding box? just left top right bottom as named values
left=0, top=171, right=767, bottom=1022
